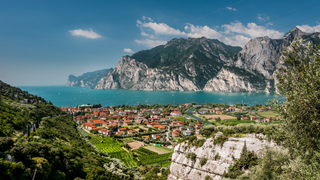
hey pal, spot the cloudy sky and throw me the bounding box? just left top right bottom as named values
left=1, top=0, right=320, bottom=86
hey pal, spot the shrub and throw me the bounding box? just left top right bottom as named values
left=213, top=135, right=228, bottom=147
left=200, top=157, right=207, bottom=167
left=186, top=153, right=197, bottom=161
left=214, top=153, right=221, bottom=160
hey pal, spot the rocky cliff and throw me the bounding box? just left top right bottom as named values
left=168, top=134, right=276, bottom=180
left=92, top=27, right=319, bottom=92
left=66, top=68, right=113, bottom=87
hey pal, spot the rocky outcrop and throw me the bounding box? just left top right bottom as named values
left=168, top=134, right=276, bottom=180
left=232, top=27, right=307, bottom=80
left=93, top=56, right=200, bottom=91
left=66, top=68, right=113, bottom=87
left=203, top=67, right=272, bottom=92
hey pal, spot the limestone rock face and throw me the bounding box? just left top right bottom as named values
left=168, top=134, right=276, bottom=180
left=93, top=56, right=200, bottom=91
left=92, top=27, right=320, bottom=92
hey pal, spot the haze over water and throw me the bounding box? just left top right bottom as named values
left=19, top=86, right=281, bottom=107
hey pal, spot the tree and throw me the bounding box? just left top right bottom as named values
left=275, top=38, right=320, bottom=157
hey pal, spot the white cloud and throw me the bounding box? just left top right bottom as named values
left=257, top=14, right=269, bottom=22
left=135, top=39, right=167, bottom=48
left=123, top=48, right=134, bottom=53
left=222, top=22, right=283, bottom=39
left=297, top=24, right=320, bottom=33
left=135, top=16, right=285, bottom=47
left=137, top=20, right=186, bottom=36
left=69, top=28, right=102, bottom=39
left=142, top=16, right=153, bottom=21
left=226, top=7, right=236, bottom=11
left=184, top=23, right=222, bottom=39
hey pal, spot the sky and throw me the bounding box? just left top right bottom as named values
left=1, top=0, right=320, bottom=86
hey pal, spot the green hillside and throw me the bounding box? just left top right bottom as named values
left=0, top=81, right=133, bottom=180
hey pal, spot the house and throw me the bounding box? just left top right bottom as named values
left=189, top=122, right=194, bottom=126
left=123, top=120, right=132, bottom=125
left=177, top=121, right=185, bottom=126
left=196, top=124, right=202, bottom=129
left=241, top=117, right=249, bottom=120
left=183, top=130, right=192, bottom=136
left=103, top=130, right=113, bottom=136
left=135, top=119, right=143, bottom=124
left=172, top=130, right=180, bottom=137
left=199, top=110, right=207, bottom=114
left=187, top=126, right=194, bottom=131
left=93, top=111, right=99, bottom=117
left=127, top=130, right=136, bottom=135
left=116, top=131, right=126, bottom=135
left=170, top=111, right=182, bottom=116
left=259, top=108, right=267, bottom=112
left=179, top=126, right=185, bottom=131
left=250, top=116, right=256, bottom=120
left=152, top=134, right=161, bottom=139
left=227, top=106, right=235, bottom=112
left=101, top=122, right=109, bottom=127
left=98, top=129, right=107, bottom=134
left=118, top=128, right=127, bottom=132
left=265, top=118, right=272, bottom=122
left=255, top=119, right=261, bottom=123
left=171, top=122, right=177, bottom=126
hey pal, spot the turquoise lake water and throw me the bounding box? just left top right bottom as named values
left=18, top=86, right=282, bottom=107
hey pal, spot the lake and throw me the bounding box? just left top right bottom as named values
left=18, top=86, right=282, bottom=107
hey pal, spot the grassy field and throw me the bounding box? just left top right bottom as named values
left=256, top=111, right=278, bottom=118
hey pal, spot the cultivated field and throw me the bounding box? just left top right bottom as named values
left=81, top=129, right=137, bottom=167
left=256, top=111, right=278, bottom=118
left=133, top=147, right=172, bottom=166
left=200, top=114, right=236, bottom=120
left=144, top=146, right=171, bottom=154
left=128, top=141, right=144, bottom=150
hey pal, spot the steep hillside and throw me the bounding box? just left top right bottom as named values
left=0, top=81, right=134, bottom=180
left=66, top=68, right=113, bottom=87
left=93, top=38, right=250, bottom=91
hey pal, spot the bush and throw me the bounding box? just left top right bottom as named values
left=213, top=135, right=228, bottom=147
left=200, top=157, right=207, bottom=166
left=214, top=153, right=221, bottom=160
left=186, top=153, right=197, bottom=161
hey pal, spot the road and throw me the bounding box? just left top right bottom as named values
left=166, top=126, right=173, bottom=144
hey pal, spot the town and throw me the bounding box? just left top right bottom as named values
left=60, top=102, right=278, bottom=168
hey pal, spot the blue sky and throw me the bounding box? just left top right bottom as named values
left=1, top=0, right=320, bottom=86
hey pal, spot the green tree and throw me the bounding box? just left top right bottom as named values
left=276, top=39, right=320, bottom=157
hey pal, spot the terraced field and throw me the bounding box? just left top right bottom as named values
left=81, top=129, right=137, bottom=167
left=133, top=147, right=172, bottom=166
left=79, top=129, right=172, bottom=167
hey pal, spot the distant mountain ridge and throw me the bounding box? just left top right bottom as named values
left=92, top=27, right=320, bottom=92
left=66, top=68, right=113, bottom=87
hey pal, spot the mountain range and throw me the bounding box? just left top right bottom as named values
left=66, top=68, right=113, bottom=87
left=68, top=27, right=320, bottom=92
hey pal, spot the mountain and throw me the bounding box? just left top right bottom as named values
left=93, top=38, right=244, bottom=91
left=66, top=68, right=113, bottom=87
left=93, top=27, right=320, bottom=92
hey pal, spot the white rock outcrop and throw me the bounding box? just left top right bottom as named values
left=168, top=134, right=276, bottom=180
